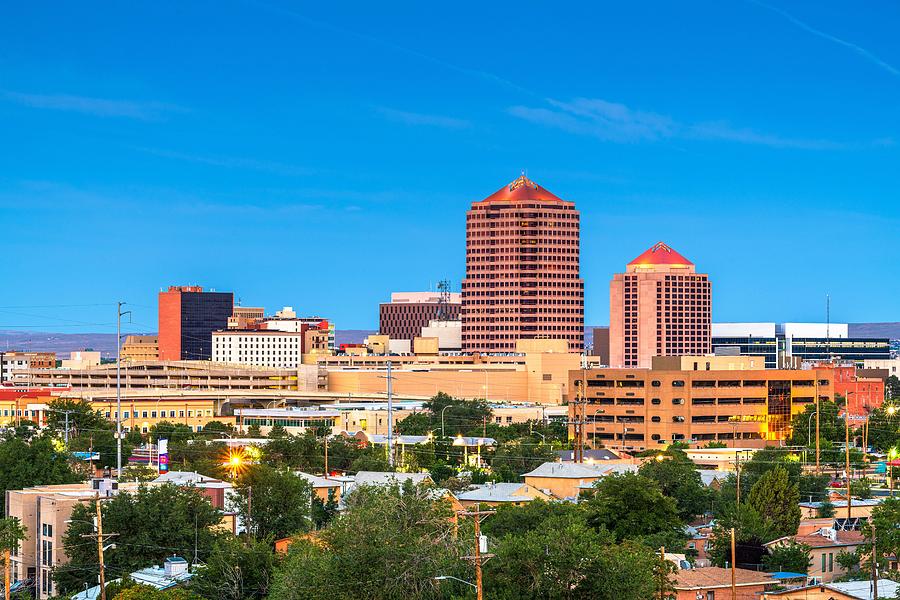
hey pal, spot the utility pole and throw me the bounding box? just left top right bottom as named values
left=871, top=522, right=878, bottom=600
left=735, top=452, right=741, bottom=508
left=116, top=301, right=131, bottom=476
left=323, top=435, right=329, bottom=476
left=815, top=379, right=821, bottom=475
left=846, top=406, right=852, bottom=525
left=80, top=493, right=116, bottom=600
left=387, top=361, right=394, bottom=468
left=730, top=527, right=736, bottom=600
left=459, top=509, right=494, bottom=600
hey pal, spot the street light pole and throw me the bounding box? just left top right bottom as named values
left=116, top=302, right=131, bottom=476
left=441, top=405, right=453, bottom=438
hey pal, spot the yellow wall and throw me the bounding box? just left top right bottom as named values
left=90, top=398, right=229, bottom=433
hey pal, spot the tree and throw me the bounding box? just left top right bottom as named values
left=46, top=398, right=131, bottom=468
left=0, top=435, right=82, bottom=516
left=817, top=497, right=836, bottom=518
left=393, top=412, right=431, bottom=435
left=423, top=392, right=491, bottom=436
left=191, top=535, right=276, bottom=600
left=233, top=465, right=312, bottom=540
left=866, top=406, right=899, bottom=454
left=762, top=541, right=811, bottom=574
left=113, top=586, right=202, bottom=600
left=483, top=499, right=583, bottom=539
left=746, top=467, right=800, bottom=538
left=487, top=512, right=672, bottom=600
left=584, top=472, right=685, bottom=549
left=708, top=504, right=773, bottom=568
left=639, top=449, right=714, bottom=521
left=861, top=497, right=900, bottom=572
left=0, top=517, right=26, bottom=599
left=886, top=375, right=900, bottom=401
left=267, top=483, right=469, bottom=600
left=311, top=489, right=339, bottom=530
left=55, top=484, right=222, bottom=594
left=850, top=477, right=873, bottom=500
left=490, top=438, right=557, bottom=482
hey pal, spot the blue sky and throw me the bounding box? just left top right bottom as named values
left=1, top=1, right=898, bottom=333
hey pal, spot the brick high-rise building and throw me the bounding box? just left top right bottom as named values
left=609, top=242, right=711, bottom=368
left=158, top=286, right=233, bottom=361
left=461, top=175, right=584, bottom=353
left=379, top=292, right=462, bottom=342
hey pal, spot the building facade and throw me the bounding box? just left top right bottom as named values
left=158, top=286, right=233, bottom=361
left=212, top=329, right=305, bottom=368
left=609, top=242, right=712, bottom=368
left=120, top=335, right=159, bottom=362
left=0, top=352, right=56, bottom=385
left=461, top=175, right=584, bottom=353
left=379, top=292, right=462, bottom=342
left=570, top=366, right=835, bottom=451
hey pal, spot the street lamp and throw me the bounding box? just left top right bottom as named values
left=440, top=405, right=455, bottom=438
left=434, top=575, right=476, bottom=590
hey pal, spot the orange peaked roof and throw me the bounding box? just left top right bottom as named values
left=628, top=242, right=694, bottom=266
left=479, top=175, right=565, bottom=204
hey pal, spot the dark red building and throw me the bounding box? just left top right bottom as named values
left=158, top=286, right=233, bottom=361
left=461, top=175, right=584, bottom=353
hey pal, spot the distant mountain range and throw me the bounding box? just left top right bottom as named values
left=1, top=323, right=896, bottom=358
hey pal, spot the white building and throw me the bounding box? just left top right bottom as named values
left=264, top=307, right=336, bottom=351
left=212, top=330, right=303, bottom=368
left=420, top=319, right=462, bottom=351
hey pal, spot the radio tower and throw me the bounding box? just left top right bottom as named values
left=436, top=279, right=451, bottom=321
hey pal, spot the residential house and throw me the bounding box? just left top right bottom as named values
left=763, top=579, right=900, bottom=600
left=71, top=556, right=193, bottom=600
left=456, top=482, right=550, bottom=508
left=764, top=528, right=865, bottom=583
left=522, top=462, right=637, bottom=500
left=673, top=566, right=774, bottom=600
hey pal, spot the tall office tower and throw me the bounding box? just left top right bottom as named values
left=461, top=175, right=584, bottom=353
left=609, top=242, right=711, bottom=368
left=158, top=286, right=233, bottom=361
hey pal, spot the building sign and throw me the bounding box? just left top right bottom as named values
left=158, top=438, right=169, bottom=474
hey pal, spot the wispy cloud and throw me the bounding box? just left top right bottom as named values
left=133, top=147, right=319, bottom=177
left=748, top=0, right=900, bottom=78
left=1, top=91, right=184, bottom=120
left=509, top=97, right=859, bottom=150
left=377, top=107, right=471, bottom=129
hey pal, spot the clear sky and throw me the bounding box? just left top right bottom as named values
left=1, top=1, right=898, bottom=333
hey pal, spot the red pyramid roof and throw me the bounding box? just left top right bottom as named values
left=479, top=175, right=565, bottom=204
left=627, top=242, right=694, bottom=267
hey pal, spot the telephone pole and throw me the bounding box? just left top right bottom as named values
left=846, top=406, right=852, bottom=524
left=116, top=301, right=131, bottom=476
left=730, top=527, right=737, bottom=600
left=81, top=493, right=116, bottom=600
left=871, top=522, right=879, bottom=600
left=387, top=361, right=394, bottom=468
left=459, top=509, right=494, bottom=600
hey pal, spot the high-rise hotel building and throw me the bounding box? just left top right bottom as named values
left=609, top=242, right=711, bottom=368
left=461, top=175, right=584, bottom=353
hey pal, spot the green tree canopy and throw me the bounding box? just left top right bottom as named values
left=762, top=541, right=811, bottom=574
left=191, top=535, right=276, bottom=600
left=639, top=449, right=714, bottom=522
left=267, top=482, right=469, bottom=600
left=746, top=466, right=801, bottom=538
left=486, top=512, right=672, bottom=600
left=584, top=472, right=685, bottom=549
left=0, top=434, right=82, bottom=515
left=55, top=483, right=222, bottom=594
left=234, top=465, right=312, bottom=540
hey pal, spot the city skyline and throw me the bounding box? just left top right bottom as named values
left=2, top=1, right=899, bottom=332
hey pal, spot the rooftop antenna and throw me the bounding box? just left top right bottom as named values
left=437, top=280, right=452, bottom=321
left=826, top=294, right=831, bottom=361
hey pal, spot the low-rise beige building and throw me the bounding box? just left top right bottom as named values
left=120, top=335, right=159, bottom=362
left=765, top=528, right=865, bottom=583
left=522, top=462, right=637, bottom=500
